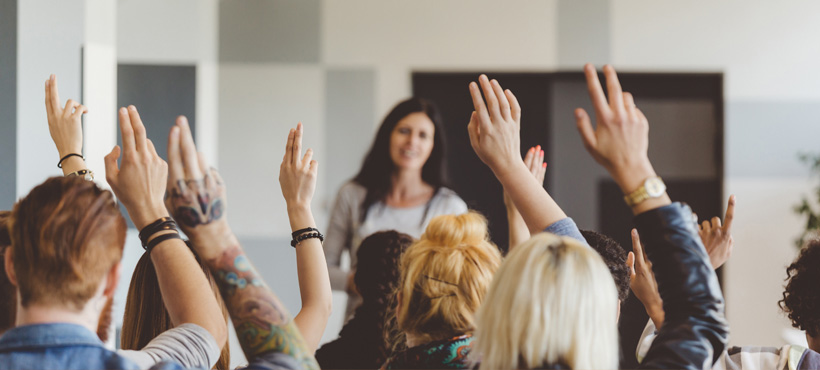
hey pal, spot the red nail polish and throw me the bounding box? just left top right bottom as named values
left=542, top=162, right=547, bottom=168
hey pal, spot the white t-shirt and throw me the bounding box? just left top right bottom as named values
left=324, top=181, right=468, bottom=291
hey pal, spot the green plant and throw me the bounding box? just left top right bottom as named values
left=794, top=153, right=820, bottom=248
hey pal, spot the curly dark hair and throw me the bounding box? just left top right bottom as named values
left=580, top=230, right=630, bottom=301
left=779, top=240, right=820, bottom=337
left=315, top=230, right=413, bottom=369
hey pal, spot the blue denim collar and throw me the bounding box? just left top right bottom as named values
left=0, top=323, right=103, bottom=352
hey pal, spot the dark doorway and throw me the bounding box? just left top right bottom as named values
left=414, top=70, right=723, bottom=369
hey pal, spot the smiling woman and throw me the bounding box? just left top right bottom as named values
left=324, top=98, right=468, bottom=318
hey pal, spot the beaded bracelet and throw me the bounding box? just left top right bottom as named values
left=290, top=231, right=324, bottom=248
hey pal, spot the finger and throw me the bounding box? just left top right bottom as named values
left=490, top=79, right=511, bottom=121
left=302, top=148, right=314, bottom=169
left=49, top=74, right=62, bottom=114
left=71, top=104, right=88, bottom=119
left=44, top=79, right=53, bottom=117
left=532, top=145, right=542, bottom=174
left=505, top=89, right=521, bottom=125
left=177, top=116, right=202, bottom=179
left=636, top=107, right=649, bottom=125
left=284, top=128, right=295, bottom=164
left=603, top=65, right=625, bottom=114
left=119, top=107, right=136, bottom=154
left=583, top=64, right=610, bottom=116
left=292, top=122, right=303, bottom=167
left=197, top=152, right=210, bottom=177
left=523, top=147, right=536, bottom=171
left=468, top=82, right=492, bottom=132
left=623, top=92, right=636, bottom=119
left=702, top=220, right=711, bottom=232
left=127, top=106, right=148, bottom=152
left=467, top=111, right=481, bottom=153
left=479, top=75, right=501, bottom=119
left=536, top=162, right=546, bottom=184
left=574, top=108, right=597, bottom=151
left=309, top=159, right=318, bottom=176
left=64, top=99, right=79, bottom=115
left=631, top=228, right=646, bottom=265
left=167, top=125, right=184, bottom=181
left=627, top=252, right=636, bottom=277
left=103, top=145, right=121, bottom=181
left=723, top=195, right=736, bottom=231
left=711, top=216, right=722, bottom=229
left=538, top=146, right=545, bottom=167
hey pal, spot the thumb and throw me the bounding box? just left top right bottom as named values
left=575, top=108, right=597, bottom=153
left=627, top=251, right=636, bottom=277
left=104, top=145, right=121, bottom=182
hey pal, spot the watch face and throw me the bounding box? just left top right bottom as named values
left=645, top=177, right=666, bottom=197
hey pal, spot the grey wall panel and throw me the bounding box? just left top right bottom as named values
left=727, top=101, right=820, bottom=177
left=117, top=64, right=196, bottom=161
left=117, top=64, right=196, bottom=226
left=219, top=0, right=321, bottom=63
left=324, top=69, right=376, bottom=205
left=557, top=0, right=610, bottom=67
left=0, top=0, right=17, bottom=209
left=240, top=237, right=301, bottom=314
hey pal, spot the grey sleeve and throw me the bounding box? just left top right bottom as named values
left=542, top=217, right=589, bottom=246
left=117, top=323, right=220, bottom=369
left=324, top=185, right=354, bottom=290
left=242, top=351, right=303, bottom=370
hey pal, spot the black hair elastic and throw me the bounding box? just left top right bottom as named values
left=57, top=153, right=84, bottom=168
left=146, top=232, right=182, bottom=254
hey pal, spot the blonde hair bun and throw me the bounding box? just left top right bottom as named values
left=419, top=212, right=489, bottom=247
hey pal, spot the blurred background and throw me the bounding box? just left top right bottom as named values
left=3, top=0, right=820, bottom=367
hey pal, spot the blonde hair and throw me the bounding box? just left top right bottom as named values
left=472, top=233, right=619, bottom=370
left=396, top=211, right=501, bottom=344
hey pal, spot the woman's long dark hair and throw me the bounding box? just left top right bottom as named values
left=352, top=98, right=449, bottom=221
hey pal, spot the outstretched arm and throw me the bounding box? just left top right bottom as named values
left=575, top=64, right=727, bottom=369
left=105, top=108, right=227, bottom=353
left=280, top=123, right=333, bottom=353
left=167, top=119, right=319, bottom=369
left=466, top=75, right=568, bottom=236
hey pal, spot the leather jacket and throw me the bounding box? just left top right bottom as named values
left=635, top=203, right=729, bottom=370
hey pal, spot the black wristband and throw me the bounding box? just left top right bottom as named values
left=291, top=231, right=324, bottom=248
left=139, top=217, right=177, bottom=248
left=146, top=232, right=182, bottom=254
left=291, top=227, right=319, bottom=239
left=57, top=153, right=84, bottom=168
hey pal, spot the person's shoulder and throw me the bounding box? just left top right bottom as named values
left=432, top=187, right=468, bottom=212
left=338, top=181, right=367, bottom=199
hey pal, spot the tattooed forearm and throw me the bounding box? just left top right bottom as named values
left=209, top=246, right=319, bottom=369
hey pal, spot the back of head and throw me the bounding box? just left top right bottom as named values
left=473, top=233, right=619, bottom=370
left=780, top=240, right=820, bottom=338
left=9, top=177, right=126, bottom=310
left=396, top=211, right=501, bottom=343
left=0, top=211, right=15, bottom=334
left=580, top=230, right=630, bottom=301
left=355, top=230, right=414, bottom=305
left=122, top=246, right=230, bottom=369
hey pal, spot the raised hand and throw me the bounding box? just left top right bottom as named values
left=628, top=228, right=665, bottom=328
left=45, top=74, right=88, bottom=174
left=164, top=116, right=232, bottom=260
left=575, top=64, right=670, bottom=214
left=467, top=74, right=523, bottom=177
left=699, top=195, right=736, bottom=269
left=279, top=123, right=318, bottom=211
left=104, top=106, right=169, bottom=230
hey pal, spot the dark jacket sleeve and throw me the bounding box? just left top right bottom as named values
left=635, top=203, right=729, bottom=370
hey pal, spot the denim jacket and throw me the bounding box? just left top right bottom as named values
left=0, top=323, right=184, bottom=370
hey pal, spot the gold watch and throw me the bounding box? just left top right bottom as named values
left=623, top=177, right=666, bottom=207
